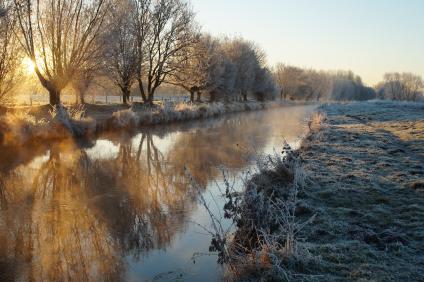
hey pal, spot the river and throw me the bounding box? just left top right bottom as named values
left=0, top=105, right=316, bottom=281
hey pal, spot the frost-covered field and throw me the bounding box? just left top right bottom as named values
left=225, top=100, right=424, bottom=280
left=296, top=100, right=424, bottom=280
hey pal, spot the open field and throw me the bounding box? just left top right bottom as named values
left=226, top=100, right=424, bottom=281
left=296, top=101, right=424, bottom=280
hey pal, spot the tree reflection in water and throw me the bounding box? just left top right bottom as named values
left=0, top=107, right=313, bottom=281
left=0, top=134, right=204, bottom=281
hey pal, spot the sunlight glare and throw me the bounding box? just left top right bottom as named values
left=22, top=57, right=36, bottom=75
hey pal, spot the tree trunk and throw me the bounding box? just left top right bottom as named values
left=122, top=87, right=130, bottom=104
left=138, top=79, right=148, bottom=103
left=196, top=91, right=202, bottom=102
left=79, top=91, right=86, bottom=104
left=49, top=89, right=61, bottom=106
left=80, top=94, right=85, bottom=104
left=148, top=91, right=154, bottom=105
left=190, top=90, right=195, bottom=102
left=242, top=92, right=247, bottom=102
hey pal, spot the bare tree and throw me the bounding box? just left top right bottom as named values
left=274, top=64, right=304, bottom=100
left=198, top=36, right=274, bottom=103
left=222, top=38, right=265, bottom=101
left=208, top=56, right=236, bottom=102
left=72, top=69, right=94, bottom=104
left=104, top=0, right=138, bottom=104
left=168, top=34, right=223, bottom=102
left=132, top=0, right=151, bottom=103
left=400, top=73, right=423, bottom=101
left=381, top=72, right=424, bottom=101
left=13, top=0, right=110, bottom=105
left=304, top=70, right=332, bottom=101
left=0, top=0, right=21, bottom=105
left=136, top=0, right=197, bottom=104
left=274, top=64, right=375, bottom=101
left=253, top=67, right=277, bottom=101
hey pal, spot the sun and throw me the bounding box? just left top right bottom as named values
left=22, top=57, right=36, bottom=75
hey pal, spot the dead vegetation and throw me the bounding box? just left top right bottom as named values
left=188, top=142, right=319, bottom=281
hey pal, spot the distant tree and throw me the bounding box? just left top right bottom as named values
left=0, top=0, right=21, bottom=105
left=273, top=64, right=305, bottom=100
left=72, top=69, right=96, bottom=104
left=380, top=72, right=423, bottom=101
left=253, top=67, right=277, bottom=101
left=304, top=70, right=332, bottom=101
left=274, top=64, right=375, bottom=101
left=204, top=37, right=275, bottom=103
left=13, top=0, right=110, bottom=105
left=73, top=41, right=105, bottom=104
left=168, top=34, right=210, bottom=102
left=212, top=57, right=236, bottom=102
left=402, top=73, right=424, bottom=101
left=169, top=34, right=232, bottom=103
left=330, top=72, right=375, bottom=101
left=222, top=38, right=261, bottom=101
left=104, top=0, right=138, bottom=104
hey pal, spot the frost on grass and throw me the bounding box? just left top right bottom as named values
left=187, top=143, right=318, bottom=281
left=0, top=104, right=95, bottom=145
left=188, top=100, right=424, bottom=281
left=108, top=100, right=286, bottom=129
left=297, top=100, right=424, bottom=280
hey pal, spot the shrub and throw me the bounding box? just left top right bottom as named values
left=187, top=142, right=317, bottom=281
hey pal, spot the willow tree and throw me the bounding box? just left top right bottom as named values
left=0, top=0, right=20, bottom=104
left=13, top=0, right=110, bottom=105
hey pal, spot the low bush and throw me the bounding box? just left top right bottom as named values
left=187, top=142, right=318, bottom=281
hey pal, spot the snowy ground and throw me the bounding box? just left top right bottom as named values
left=297, top=100, right=424, bottom=280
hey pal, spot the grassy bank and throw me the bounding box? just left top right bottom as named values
left=221, top=100, right=424, bottom=280
left=103, top=100, right=288, bottom=130
left=0, top=100, right=294, bottom=146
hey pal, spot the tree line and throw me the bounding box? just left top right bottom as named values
left=274, top=64, right=423, bottom=102
left=0, top=0, right=423, bottom=107
left=0, top=0, right=277, bottom=106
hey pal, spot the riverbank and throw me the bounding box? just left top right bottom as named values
left=0, top=100, right=297, bottom=146
left=226, top=100, right=424, bottom=280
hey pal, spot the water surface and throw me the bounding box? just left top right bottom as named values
left=0, top=105, right=315, bottom=281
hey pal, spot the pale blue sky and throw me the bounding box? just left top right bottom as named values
left=191, top=0, right=424, bottom=85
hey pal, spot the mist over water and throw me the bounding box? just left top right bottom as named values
left=0, top=105, right=315, bottom=281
